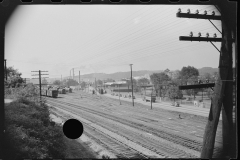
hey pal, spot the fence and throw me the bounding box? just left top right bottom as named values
left=156, top=96, right=211, bottom=108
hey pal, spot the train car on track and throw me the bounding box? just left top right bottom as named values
left=41, top=88, right=58, bottom=98
left=64, top=87, right=72, bottom=93
left=64, top=87, right=69, bottom=93
left=47, top=89, right=58, bottom=98
left=58, top=88, right=66, bottom=94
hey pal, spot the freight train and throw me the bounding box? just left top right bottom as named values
left=58, top=88, right=66, bottom=94
left=41, top=88, right=58, bottom=98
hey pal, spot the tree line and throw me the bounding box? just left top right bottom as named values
left=149, top=66, right=218, bottom=101
left=5, top=66, right=217, bottom=101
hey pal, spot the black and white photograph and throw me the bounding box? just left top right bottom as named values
left=1, top=0, right=237, bottom=159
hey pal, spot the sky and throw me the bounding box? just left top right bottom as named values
left=5, top=5, right=226, bottom=80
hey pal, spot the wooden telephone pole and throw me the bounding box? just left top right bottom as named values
left=177, top=3, right=236, bottom=158
left=79, top=71, right=80, bottom=90
left=73, top=68, right=74, bottom=80
left=31, top=70, right=49, bottom=102
left=130, top=64, right=134, bottom=106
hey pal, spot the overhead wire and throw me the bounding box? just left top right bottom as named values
left=9, top=5, right=220, bottom=74
left=13, top=5, right=221, bottom=77
left=93, top=45, right=209, bottom=71
left=87, top=23, right=221, bottom=69
left=65, top=13, right=213, bottom=65
left=71, top=19, right=219, bottom=63
left=62, top=5, right=221, bottom=74
left=39, top=5, right=206, bottom=68
left=57, top=6, right=157, bottom=63
left=93, top=42, right=208, bottom=69
left=75, top=20, right=220, bottom=66
left=62, top=5, right=189, bottom=63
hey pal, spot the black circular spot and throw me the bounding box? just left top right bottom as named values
left=63, top=119, right=83, bottom=139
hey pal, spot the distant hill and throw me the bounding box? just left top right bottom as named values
left=37, top=67, right=219, bottom=84
left=73, top=70, right=163, bottom=82
left=198, top=67, right=218, bottom=75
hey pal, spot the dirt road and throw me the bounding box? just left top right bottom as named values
left=46, top=90, right=223, bottom=158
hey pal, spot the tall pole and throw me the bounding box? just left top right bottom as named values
left=79, top=71, right=80, bottom=90
left=151, top=86, right=153, bottom=109
left=73, top=68, right=74, bottom=80
left=70, top=70, right=71, bottom=80
left=118, top=84, right=121, bottom=105
left=130, top=64, right=134, bottom=106
left=4, top=59, right=7, bottom=80
left=95, top=78, right=96, bottom=90
left=39, top=70, right=42, bottom=101
left=61, top=75, right=62, bottom=82
left=103, top=80, right=105, bottom=89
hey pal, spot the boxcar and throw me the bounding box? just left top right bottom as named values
left=47, top=89, right=58, bottom=98
left=65, top=87, right=69, bottom=93
left=58, top=88, right=66, bottom=94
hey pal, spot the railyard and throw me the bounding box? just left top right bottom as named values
left=46, top=89, right=224, bottom=158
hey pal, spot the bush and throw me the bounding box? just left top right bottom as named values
left=5, top=84, right=46, bottom=104
left=4, top=98, right=67, bottom=159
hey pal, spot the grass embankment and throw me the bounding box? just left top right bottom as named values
left=4, top=85, right=96, bottom=159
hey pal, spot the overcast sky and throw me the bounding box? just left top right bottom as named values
left=5, top=5, right=225, bottom=79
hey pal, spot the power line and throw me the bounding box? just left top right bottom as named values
left=57, top=6, right=154, bottom=63
left=65, top=17, right=216, bottom=66
left=61, top=5, right=188, bottom=63
left=81, top=23, right=220, bottom=67
left=92, top=43, right=208, bottom=70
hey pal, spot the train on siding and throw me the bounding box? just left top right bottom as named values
left=64, top=87, right=72, bottom=93
left=41, top=88, right=58, bottom=98
left=58, top=88, right=66, bottom=94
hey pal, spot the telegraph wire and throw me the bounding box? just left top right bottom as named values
left=65, top=16, right=216, bottom=65
left=61, top=5, right=189, bottom=62
left=90, top=43, right=207, bottom=69
left=72, top=22, right=220, bottom=66
left=57, top=6, right=162, bottom=62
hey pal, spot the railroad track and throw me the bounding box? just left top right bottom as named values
left=47, top=101, right=165, bottom=158
left=57, top=92, right=223, bottom=138
left=59, top=92, right=213, bottom=124
left=48, top=100, right=199, bottom=158
left=83, top=125, right=147, bottom=159
left=46, top=98, right=206, bottom=157
left=68, top=92, right=223, bottom=142
left=48, top=97, right=204, bottom=148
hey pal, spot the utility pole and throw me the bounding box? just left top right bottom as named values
left=88, top=80, right=90, bottom=93
left=31, top=70, right=49, bottom=102
left=118, top=83, right=121, bottom=105
left=177, top=5, right=236, bottom=158
left=130, top=64, right=134, bottom=106
left=4, top=59, right=7, bottom=80
left=79, top=71, right=80, bottom=90
left=151, top=86, right=153, bottom=109
left=95, top=78, right=96, bottom=91
left=73, top=68, right=74, bottom=80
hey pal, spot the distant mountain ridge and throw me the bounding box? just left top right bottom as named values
left=73, top=70, right=163, bottom=82
left=41, top=67, right=218, bottom=83
left=198, top=67, right=218, bottom=75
